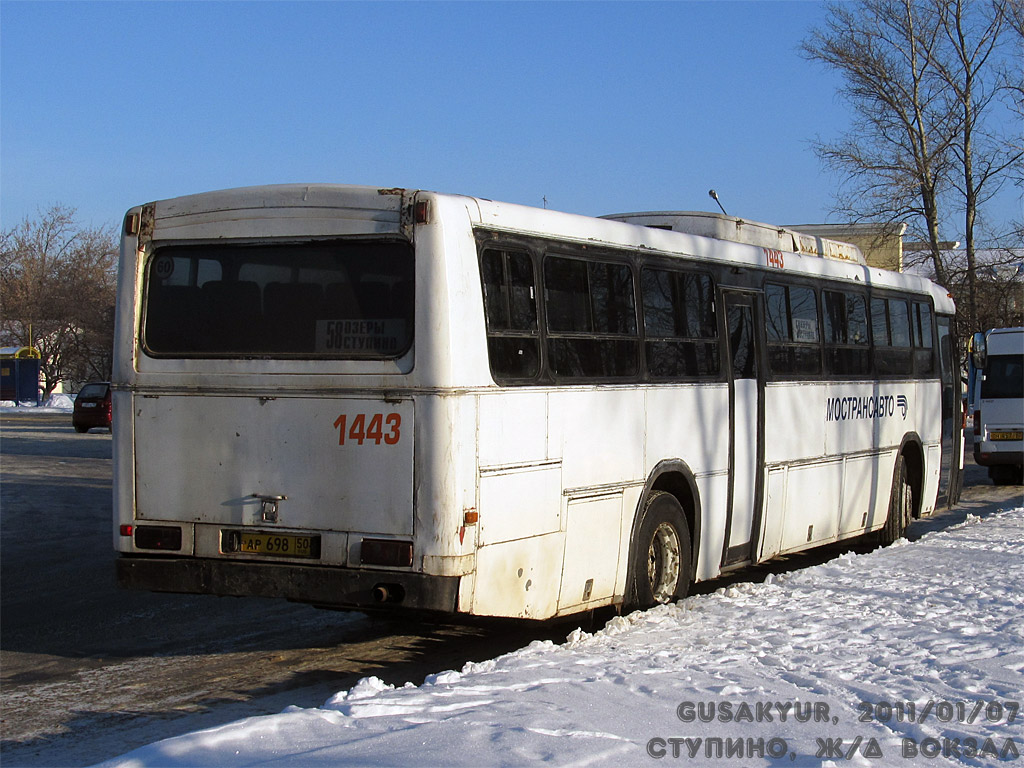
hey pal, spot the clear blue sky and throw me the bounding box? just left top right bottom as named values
left=2, top=1, right=1019, bottom=238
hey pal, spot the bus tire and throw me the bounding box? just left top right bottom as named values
left=989, top=465, right=1019, bottom=486
left=878, top=453, right=912, bottom=546
left=626, top=491, right=691, bottom=612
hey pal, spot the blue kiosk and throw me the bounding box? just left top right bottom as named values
left=0, top=346, right=42, bottom=405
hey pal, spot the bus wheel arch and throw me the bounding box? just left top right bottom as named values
left=625, top=461, right=701, bottom=612
left=877, top=434, right=924, bottom=546
left=898, top=433, right=925, bottom=520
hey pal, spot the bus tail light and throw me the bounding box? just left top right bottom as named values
left=414, top=200, right=429, bottom=224
left=361, top=538, right=413, bottom=567
left=124, top=212, right=140, bottom=236
left=119, top=524, right=133, bottom=537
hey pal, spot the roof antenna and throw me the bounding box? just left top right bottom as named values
left=708, top=189, right=728, bottom=216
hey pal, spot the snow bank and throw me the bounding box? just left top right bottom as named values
left=97, top=508, right=1024, bottom=767
left=0, top=394, right=74, bottom=412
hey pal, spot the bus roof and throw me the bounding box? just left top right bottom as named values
left=459, top=192, right=954, bottom=313
left=133, top=184, right=955, bottom=314
left=601, top=210, right=866, bottom=266
left=985, top=327, right=1024, bottom=355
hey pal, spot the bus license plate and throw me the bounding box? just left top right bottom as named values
left=227, top=531, right=320, bottom=559
left=991, top=431, right=1023, bottom=440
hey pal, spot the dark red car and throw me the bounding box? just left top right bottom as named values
left=72, top=382, right=112, bottom=433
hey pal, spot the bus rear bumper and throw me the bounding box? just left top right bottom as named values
left=973, top=447, right=1024, bottom=467
left=116, top=555, right=461, bottom=614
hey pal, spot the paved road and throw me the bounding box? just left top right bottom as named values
left=1, top=412, right=1020, bottom=766
left=0, top=413, right=564, bottom=767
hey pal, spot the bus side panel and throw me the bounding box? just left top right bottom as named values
left=693, top=473, right=730, bottom=581
left=549, top=390, right=645, bottom=491
left=112, top=210, right=143, bottom=551
left=917, top=379, right=943, bottom=517
left=764, top=383, right=840, bottom=554
left=644, top=385, right=730, bottom=581
left=925, top=444, right=942, bottom=512
left=644, top=386, right=729, bottom=476
left=762, top=379, right=940, bottom=553
left=779, top=460, right=843, bottom=552
left=478, top=392, right=548, bottom=467
left=551, top=389, right=648, bottom=608
left=557, top=493, right=623, bottom=612
left=112, top=390, right=136, bottom=552
left=414, top=395, right=478, bottom=574
left=763, top=383, right=828, bottom=465
left=478, top=466, right=562, bottom=545
left=759, top=468, right=786, bottom=560
left=472, top=534, right=563, bottom=618
left=427, top=195, right=494, bottom=389
left=840, top=454, right=890, bottom=533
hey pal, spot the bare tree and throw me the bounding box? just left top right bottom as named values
left=804, top=0, right=1021, bottom=333
left=1001, top=0, right=1024, bottom=242
left=939, top=246, right=1024, bottom=340
left=0, top=206, right=118, bottom=399
left=930, top=0, right=1021, bottom=331
left=803, top=0, right=957, bottom=283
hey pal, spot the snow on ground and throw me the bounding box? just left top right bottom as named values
left=0, top=394, right=74, bottom=412
left=98, top=509, right=1024, bottom=768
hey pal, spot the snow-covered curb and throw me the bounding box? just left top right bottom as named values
left=1, top=394, right=74, bottom=412
left=98, top=508, right=1024, bottom=767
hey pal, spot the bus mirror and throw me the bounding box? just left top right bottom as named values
left=970, top=332, right=987, bottom=369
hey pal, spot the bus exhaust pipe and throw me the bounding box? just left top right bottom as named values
left=372, top=584, right=405, bottom=603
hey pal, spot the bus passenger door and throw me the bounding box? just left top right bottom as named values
left=722, top=290, right=765, bottom=567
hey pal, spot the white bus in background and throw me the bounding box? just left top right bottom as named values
left=970, top=327, right=1024, bottom=485
left=112, top=185, right=963, bottom=620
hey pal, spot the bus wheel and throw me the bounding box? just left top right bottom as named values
left=990, top=465, right=1019, bottom=486
left=878, top=454, right=912, bottom=546
left=627, top=491, right=691, bottom=611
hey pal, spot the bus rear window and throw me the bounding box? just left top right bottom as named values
left=142, top=240, right=413, bottom=359
left=982, top=355, right=1024, bottom=399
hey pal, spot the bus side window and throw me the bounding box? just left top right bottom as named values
left=480, top=248, right=540, bottom=381
left=641, top=268, right=719, bottom=379
left=823, top=290, right=870, bottom=376
left=543, top=255, right=638, bottom=379
left=889, top=299, right=912, bottom=347
left=765, top=283, right=821, bottom=377
left=912, top=301, right=935, bottom=376
left=872, top=296, right=913, bottom=376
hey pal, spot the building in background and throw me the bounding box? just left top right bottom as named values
left=787, top=222, right=908, bottom=272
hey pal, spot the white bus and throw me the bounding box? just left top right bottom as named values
left=969, top=327, right=1024, bottom=485
left=113, top=185, right=963, bottom=620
